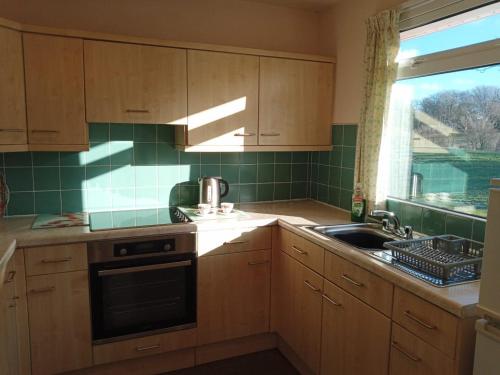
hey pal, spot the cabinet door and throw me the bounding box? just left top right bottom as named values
left=0, top=250, right=30, bottom=375
left=186, top=50, right=259, bottom=146
left=197, top=249, right=271, bottom=345
left=259, top=57, right=333, bottom=146
left=0, top=27, right=27, bottom=145
left=321, top=279, right=391, bottom=375
left=84, top=40, right=187, bottom=124
left=27, top=270, right=92, bottom=374
left=23, top=34, right=87, bottom=148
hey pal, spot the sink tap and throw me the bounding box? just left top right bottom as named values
left=369, top=210, right=412, bottom=239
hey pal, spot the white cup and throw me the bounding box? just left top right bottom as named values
left=197, top=203, right=211, bottom=216
left=221, top=202, right=234, bottom=214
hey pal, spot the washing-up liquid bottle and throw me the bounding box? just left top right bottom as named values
left=351, top=183, right=366, bottom=222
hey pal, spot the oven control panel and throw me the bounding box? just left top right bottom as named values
left=113, top=238, right=175, bottom=257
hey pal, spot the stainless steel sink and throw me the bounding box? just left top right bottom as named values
left=308, top=223, right=395, bottom=251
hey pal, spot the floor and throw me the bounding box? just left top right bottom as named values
left=167, top=350, right=299, bottom=375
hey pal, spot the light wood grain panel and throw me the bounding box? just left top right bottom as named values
left=197, top=226, right=271, bottom=256
left=84, top=40, right=187, bottom=124
left=390, top=323, right=454, bottom=375
left=27, top=270, right=92, bottom=374
left=23, top=33, right=87, bottom=147
left=185, top=50, right=259, bottom=146
left=259, top=57, right=333, bottom=146
left=0, top=26, right=27, bottom=145
left=197, top=249, right=271, bottom=345
left=393, top=287, right=458, bottom=358
left=321, top=279, right=391, bottom=375
left=93, top=329, right=196, bottom=365
left=24, top=242, right=87, bottom=276
left=176, top=144, right=333, bottom=152
left=324, top=250, right=393, bottom=316
left=279, top=228, right=324, bottom=275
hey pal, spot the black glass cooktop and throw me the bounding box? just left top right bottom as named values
left=89, top=207, right=191, bottom=231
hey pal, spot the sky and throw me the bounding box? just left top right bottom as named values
left=397, top=12, right=500, bottom=101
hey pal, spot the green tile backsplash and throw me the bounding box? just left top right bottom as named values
left=1, top=123, right=310, bottom=215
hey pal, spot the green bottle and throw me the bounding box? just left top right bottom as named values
left=351, top=183, right=366, bottom=223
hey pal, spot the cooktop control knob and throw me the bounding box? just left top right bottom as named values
left=163, top=243, right=172, bottom=251
left=119, top=248, right=128, bottom=256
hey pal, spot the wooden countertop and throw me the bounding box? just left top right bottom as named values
left=0, top=199, right=479, bottom=318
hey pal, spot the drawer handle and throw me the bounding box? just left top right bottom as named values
left=322, top=293, right=342, bottom=307
left=224, top=240, right=248, bottom=245
left=4, top=271, right=16, bottom=283
left=304, top=280, right=321, bottom=293
left=126, top=109, right=150, bottom=113
left=136, top=344, right=160, bottom=352
left=31, top=130, right=60, bottom=133
left=260, top=132, right=281, bottom=137
left=391, top=341, right=421, bottom=362
left=0, top=128, right=24, bottom=132
left=41, top=257, right=73, bottom=264
left=30, top=286, right=55, bottom=294
left=404, top=311, right=437, bottom=330
left=248, top=260, right=270, bottom=266
left=292, top=245, right=308, bottom=255
left=234, top=132, right=255, bottom=137
left=341, top=274, right=364, bottom=287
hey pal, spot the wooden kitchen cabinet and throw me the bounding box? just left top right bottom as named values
left=0, top=250, right=30, bottom=375
left=176, top=50, right=259, bottom=148
left=272, top=248, right=323, bottom=374
left=321, top=279, right=391, bottom=375
left=84, top=40, right=187, bottom=125
left=27, top=269, right=92, bottom=374
left=197, top=249, right=271, bottom=345
left=259, top=57, right=333, bottom=146
left=0, top=26, right=27, bottom=149
left=23, top=33, right=88, bottom=150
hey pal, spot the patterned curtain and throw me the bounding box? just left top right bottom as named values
left=356, top=9, right=401, bottom=211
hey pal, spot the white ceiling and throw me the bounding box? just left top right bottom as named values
left=244, top=0, right=339, bottom=11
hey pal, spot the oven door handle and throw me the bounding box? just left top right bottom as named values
left=97, top=260, right=192, bottom=277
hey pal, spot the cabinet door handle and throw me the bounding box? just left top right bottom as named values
left=234, top=132, right=255, bottom=137
left=31, top=129, right=60, bottom=134
left=391, top=341, right=421, bottom=362
left=322, top=293, right=342, bottom=307
left=4, top=270, right=16, bottom=283
left=223, top=240, right=248, bottom=245
left=304, top=280, right=321, bottom=293
left=136, top=344, right=160, bottom=352
left=29, top=286, right=55, bottom=294
left=292, top=245, right=308, bottom=255
left=260, top=132, right=281, bottom=136
left=41, top=257, right=72, bottom=264
left=125, top=109, right=150, bottom=113
left=0, top=128, right=24, bottom=132
left=341, top=274, right=364, bottom=287
left=248, top=260, right=270, bottom=266
left=404, top=311, right=437, bottom=330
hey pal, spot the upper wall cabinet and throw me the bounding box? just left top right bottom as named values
left=84, top=41, right=187, bottom=125
left=23, top=33, right=88, bottom=150
left=259, top=57, right=333, bottom=146
left=178, top=50, right=259, bottom=147
left=0, top=26, right=27, bottom=148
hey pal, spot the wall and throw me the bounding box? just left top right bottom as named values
left=0, top=0, right=322, bottom=55
left=1, top=124, right=311, bottom=216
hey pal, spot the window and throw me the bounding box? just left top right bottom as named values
left=384, top=2, right=500, bottom=218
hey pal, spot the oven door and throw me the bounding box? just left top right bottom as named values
left=90, top=254, right=196, bottom=343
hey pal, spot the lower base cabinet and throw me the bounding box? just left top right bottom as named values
left=321, top=279, right=391, bottom=375
left=197, top=249, right=271, bottom=346
left=27, top=270, right=92, bottom=374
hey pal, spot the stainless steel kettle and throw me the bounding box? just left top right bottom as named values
left=198, top=177, right=229, bottom=208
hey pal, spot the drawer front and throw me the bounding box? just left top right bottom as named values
left=393, top=287, right=458, bottom=358
left=93, top=329, right=197, bottom=365
left=197, top=227, right=271, bottom=256
left=280, top=228, right=324, bottom=274
left=390, top=323, right=453, bottom=375
left=324, top=251, right=393, bottom=316
left=25, top=243, right=87, bottom=276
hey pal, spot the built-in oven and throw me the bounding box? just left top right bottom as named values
left=88, top=233, right=196, bottom=344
